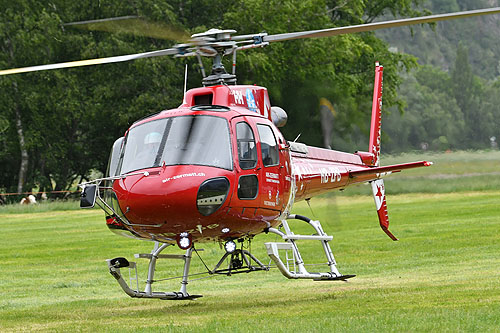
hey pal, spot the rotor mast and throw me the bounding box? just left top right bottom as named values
left=202, top=53, right=236, bottom=86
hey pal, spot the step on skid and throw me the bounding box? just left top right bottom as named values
left=265, top=214, right=355, bottom=281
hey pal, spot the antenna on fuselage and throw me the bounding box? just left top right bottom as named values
left=305, top=198, right=317, bottom=218
left=183, top=63, right=188, bottom=95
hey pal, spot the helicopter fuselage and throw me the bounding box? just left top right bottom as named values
left=102, top=84, right=392, bottom=246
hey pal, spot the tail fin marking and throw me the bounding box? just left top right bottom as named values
left=368, top=62, right=384, bottom=166
left=371, top=179, right=398, bottom=241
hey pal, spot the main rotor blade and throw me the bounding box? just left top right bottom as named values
left=263, top=7, right=500, bottom=43
left=0, top=48, right=179, bottom=76
left=65, top=16, right=190, bottom=42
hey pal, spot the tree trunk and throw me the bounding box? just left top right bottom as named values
left=14, top=104, right=29, bottom=194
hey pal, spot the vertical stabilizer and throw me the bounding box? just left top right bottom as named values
left=366, top=63, right=397, bottom=240
left=368, top=62, right=384, bottom=166
left=371, top=179, right=398, bottom=241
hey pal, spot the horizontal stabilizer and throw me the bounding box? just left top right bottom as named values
left=349, top=161, right=432, bottom=179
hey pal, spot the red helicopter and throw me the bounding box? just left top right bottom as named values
left=2, top=7, right=499, bottom=300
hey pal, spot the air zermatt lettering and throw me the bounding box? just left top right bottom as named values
left=162, top=172, right=206, bottom=183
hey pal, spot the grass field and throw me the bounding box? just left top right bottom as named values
left=0, top=151, right=499, bottom=332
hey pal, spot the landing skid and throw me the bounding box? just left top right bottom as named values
left=107, top=215, right=353, bottom=300
left=266, top=214, right=355, bottom=281
left=106, top=240, right=269, bottom=300
left=107, top=242, right=202, bottom=300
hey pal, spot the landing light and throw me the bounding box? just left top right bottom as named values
left=224, top=240, right=236, bottom=253
left=177, top=232, right=192, bottom=250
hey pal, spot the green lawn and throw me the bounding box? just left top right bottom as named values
left=0, top=150, right=499, bottom=331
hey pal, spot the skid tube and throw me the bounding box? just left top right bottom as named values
left=265, top=214, right=355, bottom=281
left=107, top=242, right=202, bottom=300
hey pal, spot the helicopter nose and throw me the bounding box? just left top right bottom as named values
left=114, top=169, right=231, bottom=226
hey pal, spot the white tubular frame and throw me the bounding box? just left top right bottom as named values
left=107, top=241, right=200, bottom=300
left=265, top=214, right=353, bottom=281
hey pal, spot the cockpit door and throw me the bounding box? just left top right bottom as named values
left=255, top=123, right=286, bottom=212
left=229, top=116, right=290, bottom=219
left=229, top=117, right=261, bottom=210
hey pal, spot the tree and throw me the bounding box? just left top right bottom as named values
left=0, top=0, right=429, bottom=196
left=216, top=0, right=423, bottom=145
left=0, top=0, right=184, bottom=196
left=450, top=44, right=491, bottom=147
left=384, top=66, right=464, bottom=152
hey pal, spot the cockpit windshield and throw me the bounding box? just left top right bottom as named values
left=119, top=115, right=232, bottom=174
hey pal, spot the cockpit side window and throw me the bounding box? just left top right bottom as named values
left=236, top=122, right=257, bottom=170
left=257, top=124, right=279, bottom=167
left=120, top=119, right=167, bottom=174
left=107, top=137, right=124, bottom=177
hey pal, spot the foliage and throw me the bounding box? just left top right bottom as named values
left=383, top=44, right=500, bottom=152
left=216, top=0, right=421, bottom=145
left=384, top=65, right=464, bottom=152
left=374, top=0, right=500, bottom=154
left=0, top=0, right=428, bottom=195
left=2, top=0, right=499, bottom=195
left=376, top=0, right=500, bottom=79
left=0, top=0, right=184, bottom=194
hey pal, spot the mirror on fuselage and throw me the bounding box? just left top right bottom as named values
left=80, top=184, right=97, bottom=208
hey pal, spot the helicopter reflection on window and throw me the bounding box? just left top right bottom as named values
left=119, top=116, right=232, bottom=174
left=257, top=124, right=279, bottom=167
left=236, top=122, right=257, bottom=170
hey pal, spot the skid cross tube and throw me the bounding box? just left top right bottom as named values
left=107, top=241, right=202, bottom=300
left=265, top=214, right=355, bottom=281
